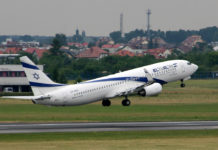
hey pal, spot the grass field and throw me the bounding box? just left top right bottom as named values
left=0, top=79, right=218, bottom=122
left=1, top=130, right=218, bottom=150
left=1, top=79, right=218, bottom=150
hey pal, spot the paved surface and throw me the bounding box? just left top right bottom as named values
left=0, top=121, right=218, bottom=134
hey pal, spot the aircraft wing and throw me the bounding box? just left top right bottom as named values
left=106, top=84, right=145, bottom=98
left=119, top=84, right=146, bottom=96
left=106, top=70, right=154, bottom=98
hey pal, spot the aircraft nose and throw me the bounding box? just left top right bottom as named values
left=192, top=64, right=198, bottom=72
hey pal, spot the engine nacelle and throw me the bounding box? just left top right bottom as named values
left=138, top=83, right=162, bottom=97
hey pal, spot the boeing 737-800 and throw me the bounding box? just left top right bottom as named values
left=3, top=56, right=198, bottom=107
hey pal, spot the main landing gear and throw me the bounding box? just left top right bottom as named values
left=180, top=79, right=185, bottom=88
left=122, top=96, right=131, bottom=106
left=102, top=99, right=111, bottom=107
left=102, top=96, right=131, bottom=107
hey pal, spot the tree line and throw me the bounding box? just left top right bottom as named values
left=38, top=51, right=218, bottom=83
left=17, top=47, right=218, bottom=84
left=110, top=26, right=218, bottom=44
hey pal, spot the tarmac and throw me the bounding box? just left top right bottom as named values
left=0, top=121, right=218, bottom=134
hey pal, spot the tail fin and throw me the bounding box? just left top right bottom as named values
left=20, top=56, right=66, bottom=96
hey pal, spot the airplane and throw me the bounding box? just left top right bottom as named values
left=3, top=56, right=198, bottom=107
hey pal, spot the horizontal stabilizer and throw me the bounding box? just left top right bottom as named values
left=2, top=95, right=50, bottom=100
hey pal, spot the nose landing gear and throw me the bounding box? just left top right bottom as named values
left=180, top=79, right=185, bottom=88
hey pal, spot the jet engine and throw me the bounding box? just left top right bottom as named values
left=138, top=83, right=162, bottom=97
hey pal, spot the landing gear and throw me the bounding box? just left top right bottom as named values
left=180, top=79, right=185, bottom=88
left=102, top=99, right=111, bottom=107
left=122, top=96, right=131, bottom=106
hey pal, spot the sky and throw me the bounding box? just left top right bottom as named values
left=0, top=0, right=217, bottom=36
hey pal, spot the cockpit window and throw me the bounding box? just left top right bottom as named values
left=187, top=62, right=192, bottom=65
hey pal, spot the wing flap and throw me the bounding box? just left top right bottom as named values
left=106, top=84, right=145, bottom=98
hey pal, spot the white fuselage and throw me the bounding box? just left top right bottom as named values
left=36, top=60, right=198, bottom=106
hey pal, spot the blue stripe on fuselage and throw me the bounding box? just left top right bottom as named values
left=21, top=62, right=39, bottom=70
left=153, top=78, right=168, bottom=84
left=29, top=77, right=167, bottom=87
left=29, top=82, right=65, bottom=87
left=82, top=77, right=167, bottom=85
left=82, top=77, right=148, bottom=84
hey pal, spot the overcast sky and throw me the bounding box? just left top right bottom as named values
left=0, top=0, right=217, bottom=36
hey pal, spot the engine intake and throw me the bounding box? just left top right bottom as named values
left=138, top=83, right=162, bottom=97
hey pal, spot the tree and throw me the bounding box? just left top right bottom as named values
left=39, top=35, right=71, bottom=83
left=39, top=53, right=70, bottom=83
left=207, top=51, right=218, bottom=66
left=55, top=34, right=67, bottom=46
left=165, top=30, right=190, bottom=44
left=21, top=35, right=33, bottom=41
left=199, top=26, right=218, bottom=42
left=50, top=38, right=62, bottom=55
left=109, top=31, right=122, bottom=43
left=75, top=76, right=82, bottom=83
left=125, top=29, right=145, bottom=42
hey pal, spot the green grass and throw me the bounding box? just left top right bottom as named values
left=1, top=130, right=218, bottom=150
left=0, top=103, right=218, bottom=122
left=1, top=79, right=218, bottom=149
left=0, top=79, right=218, bottom=122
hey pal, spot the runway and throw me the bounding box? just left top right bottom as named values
left=0, top=121, right=218, bottom=134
